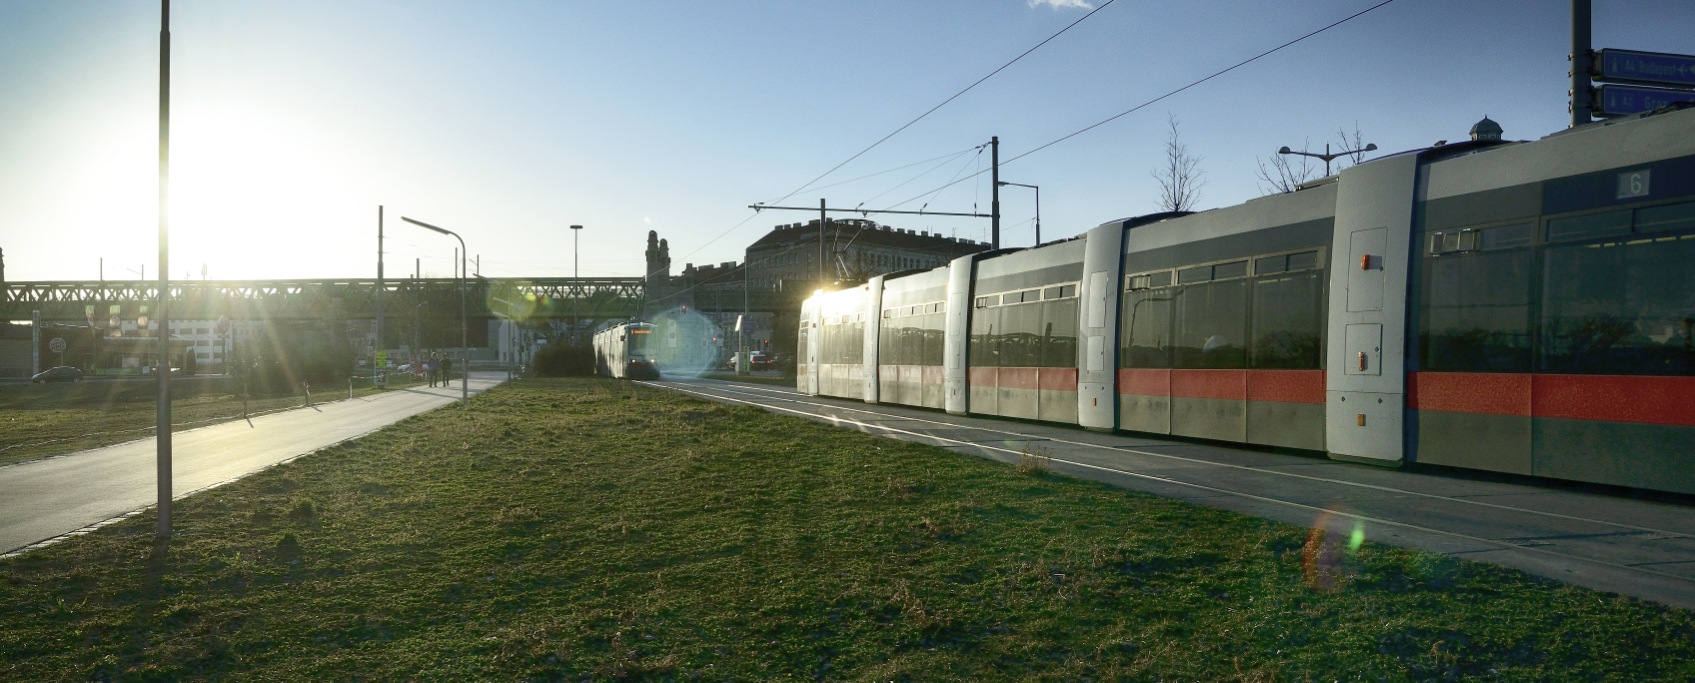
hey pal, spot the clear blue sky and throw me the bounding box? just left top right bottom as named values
left=1, top=0, right=1691, bottom=283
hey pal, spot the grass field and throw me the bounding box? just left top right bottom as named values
left=2, top=377, right=1692, bottom=681
left=0, top=372, right=430, bottom=467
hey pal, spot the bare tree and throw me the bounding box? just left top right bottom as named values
left=1151, top=114, right=1204, bottom=212
left=1255, top=137, right=1320, bottom=195
left=1335, top=121, right=1370, bottom=169
left=1257, top=124, right=1374, bottom=195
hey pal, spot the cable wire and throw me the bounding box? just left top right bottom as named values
left=879, top=0, right=1398, bottom=212
left=765, top=0, right=1119, bottom=206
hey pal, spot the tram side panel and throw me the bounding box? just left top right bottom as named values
left=1077, top=222, right=1126, bottom=429
left=797, top=298, right=816, bottom=394
left=877, top=268, right=950, bottom=410
left=1118, top=186, right=1338, bottom=451
left=813, top=285, right=869, bottom=400
left=967, top=241, right=1087, bottom=423
left=1408, top=109, right=1695, bottom=494
left=863, top=276, right=884, bottom=403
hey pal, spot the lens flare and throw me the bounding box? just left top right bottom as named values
left=1302, top=506, right=1364, bottom=592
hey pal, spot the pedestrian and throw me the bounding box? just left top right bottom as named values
left=425, top=356, right=435, bottom=387
left=440, top=355, right=453, bottom=385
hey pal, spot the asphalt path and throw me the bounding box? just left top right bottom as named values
left=0, top=372, right=506, bottom=556
left=650, top=376, right=1695, bottom=610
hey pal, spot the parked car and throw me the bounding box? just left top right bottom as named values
left=31, top=366, right=84, bottom=383
left=724, top=352, right=775, bottom=370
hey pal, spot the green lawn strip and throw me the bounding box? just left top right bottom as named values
left=0, top=374, right=432, bottom=467
left=1, top=378, right=1691, bottom=681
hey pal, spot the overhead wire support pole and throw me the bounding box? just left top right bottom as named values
left=991, top=136, right=1000, bottom=250
left=156, top=0, right=173, bottom=539
left=818, top=199, right=826, bottom=290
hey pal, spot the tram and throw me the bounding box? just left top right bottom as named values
left=594, top=322, right=660, bottom=379
left=799, top=107, right=1695, bottom=495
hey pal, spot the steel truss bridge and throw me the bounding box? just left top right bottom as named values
left=3, top=277, right=802, bottom=324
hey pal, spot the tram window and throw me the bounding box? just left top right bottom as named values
left=1418, top=248, right=1533, bottom=372
left=1547, top=210, right=1630, bottom=243
left=1173, top=279, right=1249, bottom=369
left=903, top=311, right=924, bottom=365
left=1178, top=266, right=1211, bottom=284
left=1061, top=284, right=1078, bottom=298
left=1044, top=286, right=1063, bottom=300
left=974, top=296, right=990, bottom=308
left=1213, top=260, right=1249, bottom=280
left=1635, top=201, right=1695, bottom=234
left=1480, top=223, right=1533, bottom=249
left=969, top=306, right=1001, bottom=367
left=1001, top=302, right=1042, bottom=367
left=1041, top=298, right=1079, bottom=367
left=1250, top=270, right=1324, bottom=369
left=1539, top=234, right=1695, bottom=375
left=883, top=308, right=893, bottom=318
left=1287, top=250, right=1320, bottom=271
left=922, top=312, right=945, bottom=366
left=1255, top=255, right=1287, bottom=274
left=1121, top=289, right=1173, bottom=368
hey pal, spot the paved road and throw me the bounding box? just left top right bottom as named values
left=652, top=377, right=1695, bottom=610
left=0, top=373, right=506, bottom=556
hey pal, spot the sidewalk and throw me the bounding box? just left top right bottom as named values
left=0, top=373, right=505, bottom=556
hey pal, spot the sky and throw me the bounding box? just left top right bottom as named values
left=1, top=0, right=1692, bottom=283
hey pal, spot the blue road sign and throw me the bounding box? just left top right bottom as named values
left=1596, top=49, right=1695, bottom=88
left=1595, top=84, right=1695, bottom=117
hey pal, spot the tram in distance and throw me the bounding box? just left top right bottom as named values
left=799, top=108, right=1695, bottom=496
left=594, top=322, right=660, bottom=379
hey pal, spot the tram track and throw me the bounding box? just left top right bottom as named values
left=643, top=378, right=1695, bottom=602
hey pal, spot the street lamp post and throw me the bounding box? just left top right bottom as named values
left=155, top=0, right=173, bottom=538
left=997, top=181, right=1041, bottom=246
left=570, top=224, right=582, bottom=343
left=1277, top=142, right=1377, bottom=178
left=402, top=217, right=468, bottom=406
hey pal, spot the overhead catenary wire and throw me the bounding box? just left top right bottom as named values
left=880, top=0, right=1399, bottom=213
left=643, top=1, right=1118, bottom=281
left=765, top=0, right=1120, bottom=207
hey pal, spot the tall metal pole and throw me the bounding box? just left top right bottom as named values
left=990, top=136, right=1000, bottom=250
left=571, top=224, right=582, bottom=342
left=818, top=198, right=826, bottom=289
left=376, top=205, right=384, bottom=384
left=1033, top=184, right=1041, bottom=245
left=155, top=0, right=173, bottom=538
left=740, top=261, right=749, bottom=375
left=1571, top=0, right=1593, bottom=127
left=460, top=246, right=467, bottom=405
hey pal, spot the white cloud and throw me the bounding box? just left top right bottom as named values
left=1027, top=0, right=1093, bottom=9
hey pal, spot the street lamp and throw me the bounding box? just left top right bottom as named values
left=996, top=181, right=1040, bottom=246
left=401, top=217, right=469, bottom=407
left=1277, top=142, right=1377, bottom=178
left=570, top=224, right=583, bottom=343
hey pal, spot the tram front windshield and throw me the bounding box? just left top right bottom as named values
left=628, top=327, right=651, bottom=357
